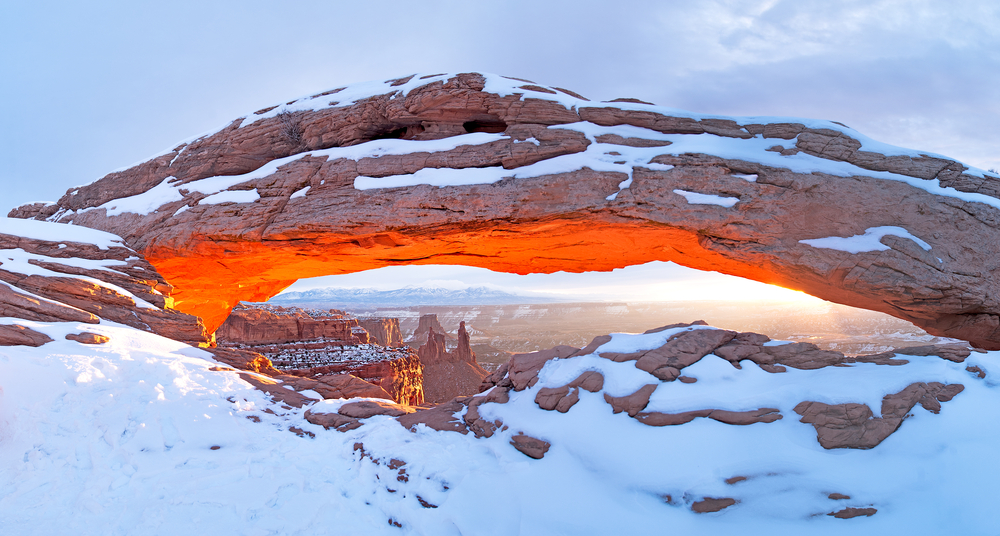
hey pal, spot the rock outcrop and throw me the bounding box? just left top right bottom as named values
left=209, top=345, right=398, bottom=404
left=0, top=218, right=211, bottom=346
left=407, top=314, right=453, bottom=345
left=415, top=321, right=489, bottom=403
left=216, top=303, right=369, bottom=345
left=215, top=303, right=424, bottom=404
left=307, top=322, right=976, bottom=456
left=10, top=73, right=1000, bottom=348
left=794, top=382, right=964, bottom=449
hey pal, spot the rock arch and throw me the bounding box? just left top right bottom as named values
left=11, top=73, right=1000, bottom=348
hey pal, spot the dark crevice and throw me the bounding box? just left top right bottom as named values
left=371, top=127, right=408, bottom=141
left=463, top=120, right=508, bottom=134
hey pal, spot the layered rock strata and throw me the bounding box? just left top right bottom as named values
left=208, top=348, right=396, bottom=404
left=215, top=303, right=424, bottom=404
left=11, top=73, right=1000, bottom=348
left=358, top=317, right=403, bottom=347
left=0, top=218, right=211, bottom=346
left=406, top=313, right=453, bottom=345
left=216, top=303, right=369, bottom=345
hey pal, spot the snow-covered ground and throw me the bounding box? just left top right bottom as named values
left=2, top=317, right=998, bottom=535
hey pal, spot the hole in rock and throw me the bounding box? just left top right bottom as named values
left=463, top=119, right=508, bottom=134
left=215, top=261, right=945, bottom=392
left=371, top=127, right=408, bottom=140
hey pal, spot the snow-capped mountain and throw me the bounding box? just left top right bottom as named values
left=270, top=286, right=568, bottom=307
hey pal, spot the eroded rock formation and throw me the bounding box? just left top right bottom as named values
left=215, top=303, right=424, bottom=404
left=0, top=218, right=211, bottom=346
left=216, top=303, right=369, bottom=345
left=358, top=317, right=403, bottom=347
left=415, top=320, right=489, bottom=403
left=305, top=322, right=975, bottom=454
left=407, top=314, right=453, bottom=345
left=9, top=72, right=1000, bottom=348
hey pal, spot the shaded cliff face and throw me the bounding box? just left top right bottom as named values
left=0, top=218, right=211, bottom=347
left=11, top=73, right=1000, bottom=348
left=416, top=320, right=489, bottom=403
left=358, top=317, right=402, bottom=347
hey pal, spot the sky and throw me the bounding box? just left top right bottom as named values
left=2, top=0, right=997, bottom=301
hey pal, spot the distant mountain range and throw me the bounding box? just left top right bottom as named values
left=269, top=286, right=569, bottom=307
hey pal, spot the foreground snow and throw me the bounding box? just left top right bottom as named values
left=1, top=320, right=998, bottom=535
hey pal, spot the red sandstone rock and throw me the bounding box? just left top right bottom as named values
left=12, top=73, right=1000, bottom=348
left=505, top=345, right=580, bottom=391
left=509, top=433, right=551, bottom=459
left=635, top=407, right=782, bottom=426
left=279, top=373, right=393, bottom=401
left=417, top=322, right=488, bottom=403
left=600, top=328, right=737, bottom=380
left=0, top=324, right=53, bottom=347
left=304, top=410, right=362, bottom=432
left=353, top=324, right=976, bottom=456
left=463, top=391, right=508, bottom=438
left=215, top=303, right=423, bottom=404
left=713, top=336, right=965, bottom=371
left=534, top=371, right=605, bottom=412
left=407, top=314, right=453, bottom=345
left=603, top=384, right=659, bottom=417
left=337, top=399, right=414, bottom=419
left=396, top=398, right=470, bottom=434
left=236, top=372, right=318, bottom=408
left=217, top=304, right=366, bottom=344
left=65, top=332, right=110, bottom=345
left=0, top=227, right=210, bottom=346
left=967, top=365, right=986, bottom=378
left=828, top=507, right=877, bottom=519
left=691, top=497, right=738, bottom=513
left=206, top=347, right=283, bottom=375
left=795, top=382, right=965, bottom=449
left=358, top=317, right=403, bottom=346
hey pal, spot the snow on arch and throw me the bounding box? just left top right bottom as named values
left=799, top=226, right=932, bottom=254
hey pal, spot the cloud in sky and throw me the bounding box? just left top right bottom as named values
left=1, top=0, right=996, bottom=299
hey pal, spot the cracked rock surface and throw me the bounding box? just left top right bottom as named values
left=9, top=72, right=1000, bottom=348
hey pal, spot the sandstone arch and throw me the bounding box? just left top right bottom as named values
left=11, top=73, right=1000, bottom=348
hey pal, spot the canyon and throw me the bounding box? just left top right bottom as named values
left=213, top=304, right=486, bottom=405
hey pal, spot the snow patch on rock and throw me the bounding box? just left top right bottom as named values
left=800, top=226, right=932, bottom=254
left=673, top=190, right=740, bottom=207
